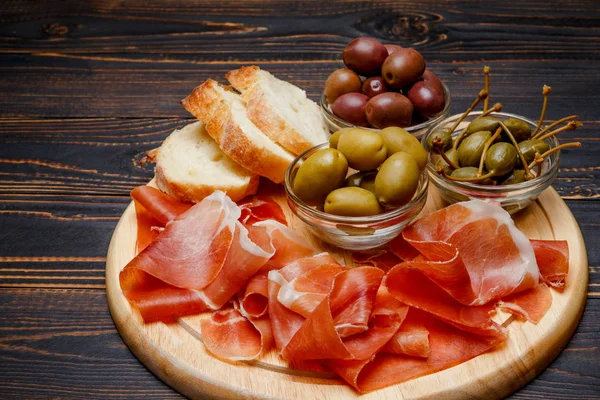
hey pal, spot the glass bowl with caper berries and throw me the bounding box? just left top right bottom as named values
left=285, top=134, right=428, bottom=250
left=422, top=111, right=571, bottom=214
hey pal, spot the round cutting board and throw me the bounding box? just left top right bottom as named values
left=106, top=185, right=588, bottom=400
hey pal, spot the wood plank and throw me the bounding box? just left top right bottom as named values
left=0, top=118, right=597, bottom=199
left=0, top=54, right=598, bottom=117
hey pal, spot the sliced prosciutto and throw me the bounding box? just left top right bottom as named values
left=382, top=309, right=431, bottom=358
left=499, top=284, right=553, bottom=324
left=389, top=199, right=539, bottom=306
left=239, top=196, right=287, bottom=226
left=326, top=309, right=504, bottom=393
left=201, top=307, right=265, bottom=361
left=121, top=191, right=275, bottom=322
left=531, top=239, right=569, bottom=290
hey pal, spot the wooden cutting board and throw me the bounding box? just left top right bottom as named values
left=106, top=185, right=588, bottom=400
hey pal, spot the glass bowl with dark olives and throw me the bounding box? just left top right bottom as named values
left=423, top=111, right=562, bottom=214
left=320, top=36, right=452, bottom=139
left=320, top=83, right=452, bottom=140
left=285, top=131, right=429, bottom=250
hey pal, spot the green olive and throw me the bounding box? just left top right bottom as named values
left=450, top=167, right=495, bottom=185
left=451, top=167, right=480, bottom=179
left=337, top=128, right=387, bottom=171
left=502, top=169, right=526, bottom=184
left=485, top=142, right=517, bottom=176
left=374, top=152, right=420, bottom=208
left=378, top=127, right=427, bottom=169
left=465, top=117, right=500, bottom=135
left=457, top=131, right=492, bottom=167
left=346, top=170, right=377, bottom=187
left=518, top=139, right=551, bottom=163
left=293, top=148, right=348, bottom=205
left=434, top=148, right=459, bottom=175
left=324, top=187, right=382, bottom=217
left=329, top=128, right=354, bottom=149
left=426, top=128, right=452, bottom=152
left=503, top=118, right=532, bottom=142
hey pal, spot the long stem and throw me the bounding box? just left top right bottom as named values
left=531, top=85, right=552, bottom=137
left=477, top=126, right=503, bottom=176
left=527, top=142, right=582, bottom=170
left=498, top=121, right=533, bottom=179
left=532, top=115, right=579, bottom=139
left=537, top=121, right=582, bottom=141
left=475, top=103, right=502, bottom=120
left=451, top=90, right=489, bottom=150
left=483, top=66, right=490, bottom=112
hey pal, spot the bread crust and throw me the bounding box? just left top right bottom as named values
left=241, top=85, right=315, bottom=155
left=206, top=103, right=293, bottom=184
left=180, top=79, right=235, bottom=123
left=225, top=66, right=261, bottom=92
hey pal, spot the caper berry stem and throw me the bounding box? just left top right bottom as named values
left=527, top=142, right=582, bottom=170
left=477, top=126, right=503, bottom=176
left=483, top=66, right=490, bottom=112
left=537, top=120, right=583, bottom=141
left=531, top=85, right=552, bottom=137
left=477, top=103, right=502, bottom=119
left=498, top=121, right=534, bottom=179
left=434, top=139, right=461, bottom=169
left=451, top=90, right=489, bottom=150
left=532, top=115, right=579, bottom=139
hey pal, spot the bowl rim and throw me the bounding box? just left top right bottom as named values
left=423, top=110, right=561, bottom=192
left=320, top=81, right=452, bottom=134
left=284, top=143, right=429, bottom=224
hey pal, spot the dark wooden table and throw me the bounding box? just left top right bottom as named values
left=1, top=1, right=598, bottom=399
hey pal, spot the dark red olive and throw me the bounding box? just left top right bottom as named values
left=362, top=76, right=388, bottom=98
left=342, top=37, right=388, bottom=77
left=381, top=48, right=426, bottom=89
left=331, top=92, right=370, bottom=127
left=324, top=68, right=362, bottom=104
left=407, top=69, right=446, bottom=117
left=365, top=92, right=414, bottom=128
left=384, top=44, right=403, bottom=55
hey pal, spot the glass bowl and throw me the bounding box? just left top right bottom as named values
left=284, top=143, right=429, bottom=251
left=320, top=82, right=452, bottom=140
left=422, top=111, right=560, bottom=214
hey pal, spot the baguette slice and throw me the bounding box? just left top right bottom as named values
left=226, top=66, right=329, bottom=155
left=181, top=79, right=295, bottom=183
left=154, top=121, right=259, bottom=202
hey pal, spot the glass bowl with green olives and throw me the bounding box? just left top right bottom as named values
left=422, top=111, right=561, bottom=214
left=320, top=81, right=452, bottom=140
left=284, top=138, right=429, bottom=251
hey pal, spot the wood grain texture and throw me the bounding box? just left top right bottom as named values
left=0, top=0, right=598, bottom=398
left=106, top=187, right=588, bottom=400
left=1, top=119, right=597, bottom=199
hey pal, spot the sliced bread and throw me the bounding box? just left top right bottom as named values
left=154, top=121, right=259, bottom=202
left=181, top=79, right=295, bottom=184
left=226, top=66, right=329, bottom=155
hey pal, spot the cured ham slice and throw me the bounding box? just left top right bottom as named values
left=239, top=272, right=269, bottom=318
left=389, top=199, right=539, bottom=306
left=239, top=196, right=287, bottom=226
left=385, top=268, right=506, bottom=339
left=122, top=191, right=239, bottom=290
left=531, top=239, right=569, bottom=290
left=121, top=191, right=275, bottom=322
left=382, top=309, right=431, bottom=358
left=131, top=185, right=191, bottom=225
left=132, top=200, right=162, bottom=254
left=201, top=308, right=264, bottom=361
left=499, top=285, right=553, bottom=324
left=327, top=310, right=504, bottom=393
left=352, top=250, right=402, bottom=272
left=253, top=220, right=317, bottom=268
